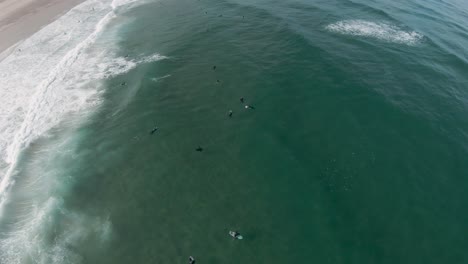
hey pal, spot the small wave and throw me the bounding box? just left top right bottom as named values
left=90, top=53, right=167, bottom=80
left=150, top=74, right=171, bottom=82
left=326, top=20, right=423, bottom=45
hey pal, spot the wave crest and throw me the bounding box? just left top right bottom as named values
left=326, top=20, right=423, bottom=45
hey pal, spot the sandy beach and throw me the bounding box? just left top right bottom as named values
left=0, top=0, right=84, bottom=56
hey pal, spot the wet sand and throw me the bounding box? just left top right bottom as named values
left=0, top=0, right=85, bottom=58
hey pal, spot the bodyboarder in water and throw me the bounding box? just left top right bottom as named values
left=229, top=230, right=243, bottom=239
left=189, top=256, right=196, bottom=264
left=150, top=127, right=158, bottom=134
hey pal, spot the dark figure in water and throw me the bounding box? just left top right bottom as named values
left=121, top=82, right=127, bottom=86
left=150, top=127, right=158, bottom=134
left=228, top=110, right=233, bottom=118
left=196, top=146, right=203, bottom=152
left=217, top=79, right=220, bottom=83
left=189, top=256, right=196, bottom=264
left=240, top=97, right=245, bottom=103
left=213, top=65, right=216, bottom=70
left=245, top=105, right=255, bottom=110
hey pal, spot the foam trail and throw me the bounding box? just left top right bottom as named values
left=326, top=20, right=423, bottom=45
left=151, top=74, right=172, bottom=82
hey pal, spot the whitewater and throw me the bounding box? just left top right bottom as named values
left=0, top=0, right=163, bottom=209
left=0, top=0, right=164, bottom=262
left=326, top=20, right=423, bottom=45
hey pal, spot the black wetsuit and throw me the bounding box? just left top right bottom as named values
left=189, top=257, right=196, bottom=264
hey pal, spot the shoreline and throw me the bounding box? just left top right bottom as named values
left=0, top=0, right=86, bottom=57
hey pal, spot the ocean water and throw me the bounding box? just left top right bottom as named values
left=0, top=0, right=467, bottom=263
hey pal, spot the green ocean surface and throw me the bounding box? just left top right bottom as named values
left=1, top=0, right=468, bottom=263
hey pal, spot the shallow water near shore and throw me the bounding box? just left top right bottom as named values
left=1, top=0, right=468, bottom=263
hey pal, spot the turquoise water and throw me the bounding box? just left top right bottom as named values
left=1, top=0, right=468, bottom=263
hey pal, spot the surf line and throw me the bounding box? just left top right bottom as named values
left=0, top=0, right=138, bottom=218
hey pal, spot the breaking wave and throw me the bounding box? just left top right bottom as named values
left=0, top=0, right=162, bottom=262
left=326, top=20, right=423, bottom=45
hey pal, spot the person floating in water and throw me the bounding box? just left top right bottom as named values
left=189, top=256, right=196, bottom=264
left=228, top=110, right=233, bottom=118
left=217, top=79, right=220, bottom=83
left=245, top=105, right=255, bottom=110
left=229, top=230, right=242, bottom=239
left=240, top=97, right=244, bottom=103
left=150, top=127, right=158, bottom=135
left=121, top=82, right=127, bottom=86
left=213, top=65, right=217, bottom=70
left=196, top=146, right=203, bottom=152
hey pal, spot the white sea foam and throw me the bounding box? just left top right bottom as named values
left=150, top=74, right=171, bottom=82
left=0, top=196, right=113, bottom=264
left=326, top=20, right=423, bottom=45
left=0, top=0, right=160, bottom=262
left=0, top=0, right=162, bottom=206
left=111, top=0, right=143, bottom=9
